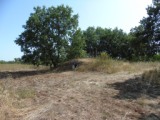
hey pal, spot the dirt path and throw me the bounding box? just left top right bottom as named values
left=1, top=71, right=160, bottom=120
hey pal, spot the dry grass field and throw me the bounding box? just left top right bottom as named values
left=0, top=64, right=48, bottom=71
left=0, top=59, right=160, bottom=120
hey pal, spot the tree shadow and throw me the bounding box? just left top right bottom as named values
left=0, top=69, right=51, bottom=79
left=0, top=60, right=83, bottom=79
left=138, top=113, right=160, bottom=120
left=110, top=71, right=160, bottom=99
left=55, top=60, right=83, bottom=72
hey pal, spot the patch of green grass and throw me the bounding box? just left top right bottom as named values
left=16, top=88, right=36, bottom=99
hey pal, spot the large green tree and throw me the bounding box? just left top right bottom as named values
left=15, top=5, right=78, bottom=68
left=146, top=0, right=160, bottom=55
left=130, top=0, right=160, bottom=59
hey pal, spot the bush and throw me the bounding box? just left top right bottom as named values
left=96, top=52, right=112, bottom=68
left=78, top=52, right=134, bottom=73
left=88, top=52, right=118, bottom=73
left=98, top=52, right=110, bottom=60
left=152, top=54, right=160, bottom=61
left=131, top=55, right=151, bottom=61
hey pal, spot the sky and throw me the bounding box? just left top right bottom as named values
left=0, top=0, right=152, bottom=61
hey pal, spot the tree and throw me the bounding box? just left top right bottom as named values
left=84, top=27, right=132, bottom=59
left=67, top=29, right=86, bottom=59
left=146, top=0, right=160, bottom=54
left=14, top=58, right=22, bottom=63
left=130, top=25, right=150, bottom=60
left=83, top=27, right=99, bottom=57
left=84, top=27, right=107, bottom=57
left=130, top=0, right=160, bottom=60
left=99, top=28, right=131, bottom=59
left=15, top=5, right=78, bottom=68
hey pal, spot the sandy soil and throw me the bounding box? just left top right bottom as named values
left=0, top=70, right=159, bottom=120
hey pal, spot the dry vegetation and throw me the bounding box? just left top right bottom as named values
left=0, top=64, right=48, bottom=71
left=0, top=59, right=160, bottom=120
left=78, top=58, right=160, bottom=74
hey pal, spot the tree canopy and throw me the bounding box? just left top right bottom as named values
left=83, top=27, right=132, bottom=59
left=130, top=0, right=160, bottom=60
left=15, top=2, right=160, bottom=67
left=67, top=29, right=86, bottom=59
left=15, top=5, right=78, bottom=68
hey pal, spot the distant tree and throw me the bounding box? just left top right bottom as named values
left=14, top=58, right=22, bottom=63
left=84, top=27, right=132, bottom=59
left=83, top=27, right=99, bottom=57
left=67, top=29, right=86, bottom=59
left=84, top=27, right=107, bottom=57
left=130, top=25, right=149, bottom=60
left=15, top=5, right=78, bottom=68
left=95, top=27, right=106, bottom=55
left=98, top=28, right=113, bottom=55
left=99, top=28, right=131, bottom=59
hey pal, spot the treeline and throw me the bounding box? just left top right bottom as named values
left=83, top=27, right=132, bottom=59
left=83, top=26, right=160, bottom=61
left=0, top=58, right=22, bottom=64
left=15, top=0, right=160, bottom=68
left=83, top=0, right=160, bottom=60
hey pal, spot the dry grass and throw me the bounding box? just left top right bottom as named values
left=78, top=58, right=160, bottom=74
left=16, top=88, right=36, bottom=99
left=0, top=63, right=48, bottom=71
left=142, top=68, right=160, bottom=85
left=0, top=60, right=159, bottom=119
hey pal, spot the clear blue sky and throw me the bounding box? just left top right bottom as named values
left=0, top=0, right=152, bottom=61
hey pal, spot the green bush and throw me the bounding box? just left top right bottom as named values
left=152, top=54, right=160, bottom=61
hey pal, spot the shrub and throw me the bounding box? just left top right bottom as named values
left=80, top=52, right=119, bottom=73
left=152, top=54, right=160, bottom=61
left=98, top=52, right=110, bottom=60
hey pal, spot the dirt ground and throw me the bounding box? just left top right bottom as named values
left=0, top=70, right=159, bottom=120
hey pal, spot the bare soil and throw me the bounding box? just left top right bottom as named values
left=0, top=70, right=159, bottom=120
